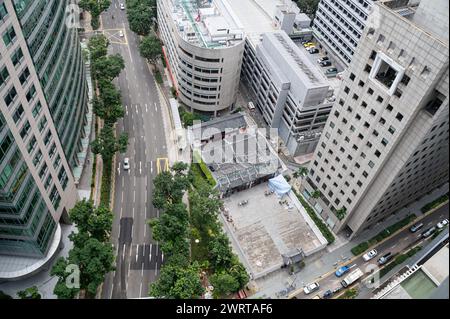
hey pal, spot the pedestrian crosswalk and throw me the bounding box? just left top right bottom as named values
left=129, top=244, right=163, bottom=270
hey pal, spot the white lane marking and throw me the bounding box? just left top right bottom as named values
left=145, top=104, right=148, bottom=112
left=140, top=282, right=143, bottom=298
left=150, top=161, right=153, bottom=173
left=139, top=161, right=142, bottom=174
left=133, top=190, right=136, bottom=203
left=120, top=206, right=123, bottom=219
left=155, top=262, right=158, bottom=276
left=118, top=163, right=121, bottom=175
left=132, top=206, right=135, bottom=219
left=149, top=244, right=152, bottom=262
left=136, top=245, right=139, bottom=263
left=154, top=102, right=158, bottom=112
left=144, top=222, right=147, bottom=237
left=111, top=283, right=114, bottom=299
left=125, top=105, right=128, bottom=116
left=121, top=191, right=124, bottom=203
left=122, top=244, right=126, bottom=261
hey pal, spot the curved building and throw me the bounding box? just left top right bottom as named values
left=158, top=0, right=245, bottom=114
left=0, top=0, right=87, bottom=264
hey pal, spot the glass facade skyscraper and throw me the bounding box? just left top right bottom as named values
left=0, top=0, right=86, bottom=258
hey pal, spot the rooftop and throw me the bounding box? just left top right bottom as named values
left=200, top=131, right=281, bottom=194
left=221, top=182, right=327, bottom=279
left=380, top=0, right=449, bottom=45
left=168, top=0, right=300, bottom=49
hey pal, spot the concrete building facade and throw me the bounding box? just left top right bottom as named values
left=157, top=0, right=245, bottom=114
left=313, top=0, right=376, bottom=66
left=301, top=0, right=449, bottom=236
left=241, top=31, right=336, bottom=156
left=0, top=0, right=87, bottom=258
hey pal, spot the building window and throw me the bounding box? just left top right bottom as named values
left=396, top=113, right=404, bottom=122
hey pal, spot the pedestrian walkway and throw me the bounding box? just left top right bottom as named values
left=250, top=182, right=449, bottom=298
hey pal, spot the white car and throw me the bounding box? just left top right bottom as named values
left=437, top=219, right=449, bottom=229
left=123, top=158, right=130, bottom=170
left=303, top=282, right=320, bottom=295
left=118, top=30, right=124, bottom=37
left=120, top=3, right=125, bottom=10
left=362, top=249, right=378, bottom=262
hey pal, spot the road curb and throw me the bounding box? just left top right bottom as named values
left=288, top=200, right=449, bottom=299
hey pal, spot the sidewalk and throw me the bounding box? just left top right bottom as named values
left=251, top=182, right=449, bottom=298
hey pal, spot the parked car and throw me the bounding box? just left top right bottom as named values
left=422, top=227, right=436, bottom=238
left=322, top=290, right=333, bottom=299
left=410, top=222, right=424, bottom=233
left=335, top=265, right=350, bottom=277
left=123, top=158, right=130, bottom=170
left=332, top=286, right=343, bottom=294
left=309, top=48, right=319, bottom=54
left=118, top=30, right=124, bottom=37
left=303, top=42, right=315, bottom=48
left=363, top=249, right=378, bottom=262
left=377, top=252, right=393, bottom=265
left=437, top=219, right=449, bottom=229
left=317, top=56, right=330, bottom=63
left=303, top=282, right=320, bottom=295
left=320, top=60, right=332, bottom=67
left=120, top=3, right=125, bottom=10
left=326, top=67, right=338, bottom=76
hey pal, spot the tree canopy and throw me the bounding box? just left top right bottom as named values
left=126, top=0, right=157, bottom=36
left=139, top=35, right=162, bottom=68
left=92, top=124, right=128, bottom=162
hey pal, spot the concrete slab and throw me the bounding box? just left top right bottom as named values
left=222, top=182, right=327, bottom=279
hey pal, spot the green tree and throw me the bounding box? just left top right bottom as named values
left=93, top=79, right=124, bottom=124
left=311, top=190, right=321, bottom=199
left=210, top=272, right=240, bottom=297
left=208, top=233, right=234, bottom=271
left=139, top=35, right=162, bottom=70
left=17, top=286, right=41, bottom=299
left=149, top=202, right=190, bottom=256
left=67, top=235, right=115, bottom=298
left=293, top=166, right=308, bottom=179
left=294, top=0, right=320, bottom=16
left=229, top=259, right=250, bottom=288
left=51, top=257, right=80, bottom=299
left=91, top=124, right=128, bottom=162
left=79, top=0, right=111, bottom=29
left=189, top=183, right=222, bottom=238
left=149, top=262, right=204, bottom=299
left=126, top=0, right=157, bottom=36
left=152, top=162, right=191, bottom=208
left=88, top=35, right=109, bottom=61
left=336, top=207, right=347, bottom=220
left=92, top=54, right=125, bottom=80
left=69, top=200, right=113, bottom=242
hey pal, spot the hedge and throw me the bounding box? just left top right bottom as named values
left=193, top=151, right=216, bottom=187
left=154, top=70, right=163, bottom=84
left=293, top=190, right=335, bottom=244
left=421, top=193, right=449, bottom=214
left=351, top=214, right=417, bottom=256
left=351, top=242, right=370, bottom=256
left=380, top=246, right=422, bottom=277
left=100, top=159, right=113, bottom=206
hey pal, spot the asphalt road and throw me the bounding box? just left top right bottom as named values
left=100, top=1, right=167, bottom=299
left=292, top=203, right=449, bottom=299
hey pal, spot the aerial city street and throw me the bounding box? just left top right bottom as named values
left=0, top=0, right=448, bottom=303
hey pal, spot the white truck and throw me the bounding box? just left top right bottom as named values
left=341, top=268, right=364, bottom=288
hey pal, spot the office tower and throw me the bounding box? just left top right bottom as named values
left=313, top=0, right=376, bottom=66
left=301, top=0, right=449, bottom=237
left=0, top=0, right=88, bottom=261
